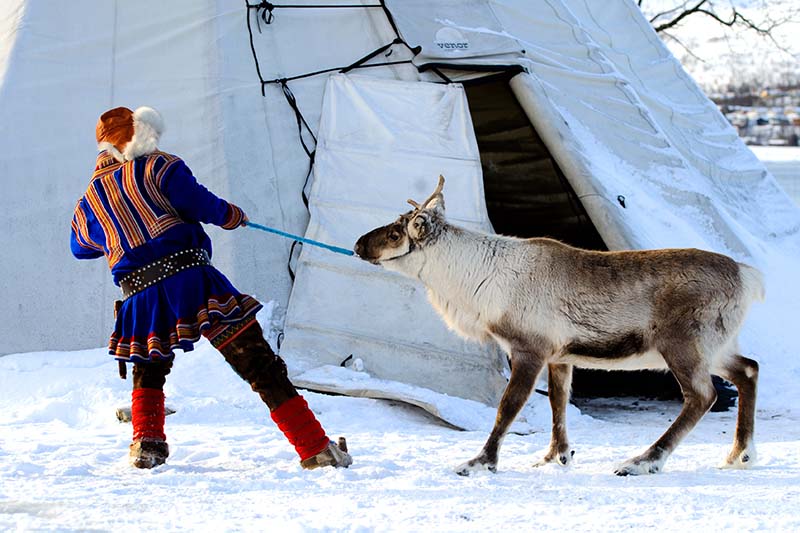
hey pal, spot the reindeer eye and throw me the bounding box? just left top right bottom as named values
left=388, top=232, right=400, bottom=242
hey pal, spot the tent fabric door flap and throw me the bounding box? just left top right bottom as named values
left=279, top=74, right=509, bottom=412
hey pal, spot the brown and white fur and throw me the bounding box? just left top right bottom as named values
left=97, top=106, right=164, bottom=163
left=354, top=176, right=763, bottom=476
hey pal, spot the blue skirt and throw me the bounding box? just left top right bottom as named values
left=109, top=265, right=263, bottom=362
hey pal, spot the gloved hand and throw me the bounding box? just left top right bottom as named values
left=222, top=203, right=248, bottom=230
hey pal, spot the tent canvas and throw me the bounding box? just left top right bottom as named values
left=281, top=74, right=509, bottom=409
left=1, top=0, right=798, bottom=426
left=277, top=0, right=799, bottom=423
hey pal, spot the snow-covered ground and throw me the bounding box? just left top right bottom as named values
left=2, top=325, right=800, bottom=531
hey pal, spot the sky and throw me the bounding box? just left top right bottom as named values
left=639, top=0, right=800, bottom=90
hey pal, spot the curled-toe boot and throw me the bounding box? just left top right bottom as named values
left=129, top=361, right=171, bottom=469
left=300, top=437, right=353, bottom=470
left=129, top=387, right=168, bottom=468
left=220, top=322, right=352, bottom=469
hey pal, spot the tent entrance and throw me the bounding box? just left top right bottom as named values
left=462, top=73, right=606, bottom=249
left=462, top=74, right=687, bottom=402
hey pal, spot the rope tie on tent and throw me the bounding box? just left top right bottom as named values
left=277, top=80, right=316, bottom=207
left=242, top=1, right=415, bottom=274
left=266, top=38, right=412, bottom=208
left=340, top=37, right=408, bottom=74
left=247, top=1, right=384, bottom=32
left=279, top=81, right=317, bottom=160
left=288, top=240, right=301, bottom=281
left=250, top=1, right=275, bottom=28
left=261, top=39, right=414, bottom=87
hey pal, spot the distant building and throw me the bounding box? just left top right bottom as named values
left=715, top=85, right=800, bottom=146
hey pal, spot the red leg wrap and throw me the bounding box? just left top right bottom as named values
left=131, top=388, right=166, bottom=442
left=270, top=395, right=329, bottom=461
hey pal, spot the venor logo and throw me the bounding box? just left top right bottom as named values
left=434, top=27, right=469, bottom=51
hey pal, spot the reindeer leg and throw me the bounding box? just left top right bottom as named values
left=716, top=355, right=758, bottom=468
left=615, top=347, right=716, bottom=476
left=455, top=350, right=544, bottom=476
left=534, top=363, right=574, bottom=467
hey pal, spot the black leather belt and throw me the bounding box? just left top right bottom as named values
left=119, top=248, right=211, bottom=299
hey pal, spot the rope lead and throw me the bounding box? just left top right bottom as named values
left=245, top=221, right=355, bottom=256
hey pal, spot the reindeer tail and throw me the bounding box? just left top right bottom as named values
left=738, top=263, right=765, bottom=305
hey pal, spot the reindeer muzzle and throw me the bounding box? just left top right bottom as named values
left=353, top=235, right=376, bottom=263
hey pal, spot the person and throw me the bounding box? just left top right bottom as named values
left=70, top=106, right=352, bottom=470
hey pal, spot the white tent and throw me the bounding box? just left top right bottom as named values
left=2, top=1, right=798, bottom=426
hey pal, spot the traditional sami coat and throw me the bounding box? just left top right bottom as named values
left=71, top=150, right=262, bottom=362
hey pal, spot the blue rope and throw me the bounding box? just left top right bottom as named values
left=244, top=221, right=355, bottom=256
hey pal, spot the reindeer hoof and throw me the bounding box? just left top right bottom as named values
left=615, top=455, right=666, bottom=476
left=719, top=445, right=756, bottom=470
left=455, top=458, right=497, bottom=476
left=534, top=449, right=574, bottom=468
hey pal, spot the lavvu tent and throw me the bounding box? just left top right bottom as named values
left=1, top=0, right=797, bottom=427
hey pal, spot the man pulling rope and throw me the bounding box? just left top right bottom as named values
left=71, top=105, right=351, bottom=470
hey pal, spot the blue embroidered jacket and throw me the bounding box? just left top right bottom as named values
left=71, top=151, right=244, bottom=284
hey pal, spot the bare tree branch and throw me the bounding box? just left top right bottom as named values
left=658, top=31, right=707, bottom=64
left=642, top=1, right=799, bottom=55
left=649, top=1, right=708, bottom=30
left=639, top=1, right=800, bottom=91
left=676, top=7, right=772, bottom=34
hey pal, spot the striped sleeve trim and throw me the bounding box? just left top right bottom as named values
left=221, top=203, right=245, bottom=230
left=72, top=201, right=103, bottom=251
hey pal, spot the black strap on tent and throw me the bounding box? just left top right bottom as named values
left=244, top=0, right=267, bottom=94
left=261, top=39, right=413, bottom=88
left=279, top=80, right=316, bottom=161
left=244, top=6, right=415, bottom=96
left=247, top=1, right=383, bottom=32
left=340, top=37, right=406, bottom=73
left=246, top=1, right=405, bottom=41
left=243, top=0, right=421, bottom=272
left=419, top=63, right=526, bottom=78
left=428, top=67, right=453, bottom=84
left=421, top=64, right=527, bottom=86
left=263, top=38, right=415, bottom=208
left=377, top=0, right=402, bottom=38
left=244, top=3, right=414, bottom=93
left=277, top=79, right=317, bottom=207
left=263, top=59, right=414, bottom=88
left=288, top=240, right=301, bottom=281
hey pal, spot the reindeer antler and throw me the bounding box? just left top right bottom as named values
left=407, top=175, right=445, bottom=212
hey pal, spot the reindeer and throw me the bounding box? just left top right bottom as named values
left=354, top=176, right=763, bottom=476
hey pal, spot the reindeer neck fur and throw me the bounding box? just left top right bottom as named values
left=386, top=222, right=545, bottom=342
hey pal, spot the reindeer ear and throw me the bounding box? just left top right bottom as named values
left=427, top=174, right=445, bottom=213
left=426, top=193, right=445, bottom=213
left=409, top=212, right=430, bottom=240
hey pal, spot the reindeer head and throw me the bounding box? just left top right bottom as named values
left=354, top=175, right=446, bottom=265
